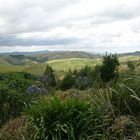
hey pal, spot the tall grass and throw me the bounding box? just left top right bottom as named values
left=91, top=85, right=140, bottom=139
left=25, top=97, right=106, bottom=140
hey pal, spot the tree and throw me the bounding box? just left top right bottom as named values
left=100, top=54, right=119, bottom=83
left=60, top=72, right=76, bottom=90
left=44, top=65, right=56, bottom=87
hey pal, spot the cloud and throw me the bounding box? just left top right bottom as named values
left=0, top=0, right=140, bottom=53
left=0, top=35, right=78, bottom=46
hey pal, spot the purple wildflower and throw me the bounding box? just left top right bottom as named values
left=27, top=85, right=42, bottom=95
left=39, top=75, right=48, bottom=82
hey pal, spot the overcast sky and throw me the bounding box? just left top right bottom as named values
left=0, top=0, right=140, bottom=53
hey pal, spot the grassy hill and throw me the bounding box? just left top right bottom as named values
left=0, top=51, right=140, bottom=76
left=47, top=58, right=101, bottom=71
left=0, top=58, right=100, bottom=76
left=29, top=51, right=98, bottom=62
left=0, top=51, right=98, bottom=65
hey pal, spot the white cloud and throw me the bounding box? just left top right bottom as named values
left=0, top=0, right=140, bottom=53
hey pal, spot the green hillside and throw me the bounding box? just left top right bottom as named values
left=47, top=58, right=101, bottom=71
left=0, top=52, right=140, bottom=76
left=28, top=51, right=98, bottom=62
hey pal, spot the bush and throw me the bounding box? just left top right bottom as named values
left=0, top=116, right=27, bottom=140
left=111, top=76, right=140, bottom=115
left=100, top=54, right=119, bottom=84
left=127, top=61, right=135, bottom=71
left=0, top=72, right=36, bottom=92
left=44, top=65, right=56, bottom=87
left=106, top=115, right=139, bottom=140
left=59, top=66, right=96, bottom=90
left=0, top=72, right=38, bottom=126
left=60, top=72, right=76, bottom=90
left=75, top=76, right=89, bottom=90
left=75, top=66, right=95, bottom=89
left=25, top=97, right=105, bottom=140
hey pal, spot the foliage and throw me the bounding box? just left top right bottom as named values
left=100, top=54, right=120, bottom=83
left=59, top=71, right=76, bottom=90
left=106, top=115, right=139, bottom=140
left=25, top=97, right=105, bottom=140
left=91, top=86, right=140, bottom=139
left=59, top=66, right=97, bottom=90
left=0, top=55, right=140, bottom=140
left=111, top=74, right=140, bottom=115
left=0, top=116, right=27, bottom=140
left=44, top=65, right=56, bottom=87
left=76, top=66, right=95, bottom=88
left=0, top=72, right=36, bottom=91
left=59, top=54, right=120, bottom=90
left=127, top=61, right=135, bottom=71
left=0, top=72, right=38, bottom=126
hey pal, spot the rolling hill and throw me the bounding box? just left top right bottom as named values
left=0, top=51, right=99, bottom=65
left=0, top=51, right=140, bottom=76
left=0, top=51, right=100, bottom=75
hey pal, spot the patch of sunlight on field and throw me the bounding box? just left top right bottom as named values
left=0, top=64, right=24, bottom=73
left=119, top=56, right=140, bottom=63
left=47, top=58, right=101, bottom=72
left=24, top=63, right=46, bottom=75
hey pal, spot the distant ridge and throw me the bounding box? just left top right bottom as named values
left=0, top=51, right=140, bottom=65
left=0, top=50, right=50, bottom=56
left=0, top=51, right=100, bottom=65
left=0, top=50, right=140, bottom=56
left=118, top=51, right=140, bottom=56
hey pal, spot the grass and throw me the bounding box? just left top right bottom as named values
left=47, top=58, right=101, bottom=71
left=0, top=54, right=140, bottom=140
left=0, top=58, right=101, bottom=76
left=25, top=97, right=105, bottom=140
left=0, top=75, right=140, bottom=139
left=0, top=64, right=23, bottom=73
left=1, top=88, right=139, bottom=140
left=119, top=55, right=140, bottom=64
left=0, top=56, right=140, bottom=77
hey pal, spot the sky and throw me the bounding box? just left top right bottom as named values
left=0, top=0, right=140, bottom=53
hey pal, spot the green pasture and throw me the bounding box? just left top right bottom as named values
left=0, top=56, right=140, bottom=77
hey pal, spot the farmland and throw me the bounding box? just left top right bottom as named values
left=0, top=54, right=140, bottom=76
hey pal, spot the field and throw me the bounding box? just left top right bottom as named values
left=0, top=55, right=140, bottom=77
left=0, top=57, right=101, bottom=76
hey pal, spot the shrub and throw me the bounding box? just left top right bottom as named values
left=0, top=72, right=36, bottom=92
left=100, top=54, right=119, bottom=84
left=60, top=72, right=76, bottom=90
left=111, top=77, right=140, bottom=115
left=0, top=72, right=38, bottom=126
left=75, top=66, right=95, bottom=89
left=59, top=66, right=96, bottom=90
left=127, top=61, right=135, bottom=71
left=44, top=65, right=56, bottom=87
left=75, top=76, right=89, bottom=90
left=0, top=116, right=27, bottom=140
left=0, top=86, right=40, bottom=127
left=106, top=115, right=139, bottom=140
left=25, top=97, right=105, bottom=140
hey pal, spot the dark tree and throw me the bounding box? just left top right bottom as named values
left=60, top=72, right=76, bottom=90
left=100, top=54, right=119, bottom=83
left=44, top=65, right=56, bottom=87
